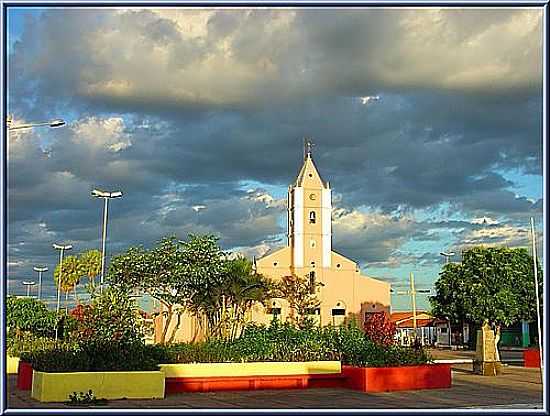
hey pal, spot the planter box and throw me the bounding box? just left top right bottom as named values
left=31, top=370, right=165, bottom=402
left=7, top=356, right=20, bottom=374
left=524, top=349, right=541, bottom=368
left=342, top=363, right=451, bottom=393
left=160, top=361, right=344, bottom=393
left=17, top=361, right=33, bottom=390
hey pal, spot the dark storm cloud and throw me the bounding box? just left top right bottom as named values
left=6, top=8, right=544, bottom=295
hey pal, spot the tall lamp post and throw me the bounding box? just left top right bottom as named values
left=440, top=251, right=455, bottom=264
left=91, top=189, right=123, bottom=291
left=33, top=266, right=48, bottom=300
left=53, top=243, right=72, bottom=341
left=440, top=251, right=456, bottom=347
left=22, top=281, right=36, bottom=297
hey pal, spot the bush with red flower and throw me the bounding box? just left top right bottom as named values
left=363, top=311, right=397, bottom=347
left=69, top=286, right=143, bottom=344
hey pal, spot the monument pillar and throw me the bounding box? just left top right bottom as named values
left=473, top=321, right=502, bottom=376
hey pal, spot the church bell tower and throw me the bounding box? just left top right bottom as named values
left=288, top=139, right=332, bottom=270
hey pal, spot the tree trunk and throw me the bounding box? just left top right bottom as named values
left=494, top=324, right=501, bottom=362
left=167, top=311, right=183, bottom=344
left=73, top=283, right=80, bottom=305
left=159, top=304, right=173, bottom=344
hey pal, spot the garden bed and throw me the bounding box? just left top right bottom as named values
left=342, top=363, right=451, bottom=392
left=160, top=361, right=344, bottom=393
left=31, top=370, right=165, bottom=402
left=523, top=349, right=541, bottom=368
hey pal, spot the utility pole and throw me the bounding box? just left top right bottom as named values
left=410, top=272, right=417, bottom=333
left=393, top=273, right=431, bottom=345
left=530, top=217, right=543, bottom=373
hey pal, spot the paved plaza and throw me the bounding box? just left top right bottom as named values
left=6, top=363, right=543, bottom=410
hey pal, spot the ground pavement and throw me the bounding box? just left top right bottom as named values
left=6, top=363, right=543, bottom=410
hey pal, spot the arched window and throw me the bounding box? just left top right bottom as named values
left=309, top=211, right=316, bottom=224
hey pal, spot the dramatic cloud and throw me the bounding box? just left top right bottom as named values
left=6, top=7, right=544, bottom=309
left=9, top=9, right=542, bottom=114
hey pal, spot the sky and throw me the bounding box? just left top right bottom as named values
left=6, top=7, right=544, bottom=312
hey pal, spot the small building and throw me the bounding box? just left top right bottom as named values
left=390, top=311, right=449, bottom=346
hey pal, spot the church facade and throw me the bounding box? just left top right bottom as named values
left=250, top=146, right=390, bottom=326
left=155, top=145, right=390, bottom=342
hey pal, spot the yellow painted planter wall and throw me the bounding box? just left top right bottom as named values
left=31, top=371, right=165, bottom=403
left=159, top=361, right=341, bottom=378
left=7, top=356, right=20, bottom=374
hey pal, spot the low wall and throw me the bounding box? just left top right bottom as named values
left=160, top=361, right=344, bottom=393
left=343, top=363, right=452, bottom=393
left=31, top=371, right=165, bottom=402
left=159, top=361, right=341, bottom=378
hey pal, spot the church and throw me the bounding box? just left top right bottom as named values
left=155, top=143, right=390, bottom=342
left=250, top=143, right=390, bottom=326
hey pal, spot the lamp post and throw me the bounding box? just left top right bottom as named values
left=91, top=189, right=123, bottom=291
left=192, top=205, right=207, bottom=227
left=53, top=243, right=72, bottom=341
left=440, top=251, right=456, bottom=347
left=529, top=217, right=543, bottom=373
left=440, top=251, right=455, bottom=264
left=22, top=281, right=36, bottom=297
left=33, top=266, right=48, bottom=300
left=7, top=115, right=66, bottom=130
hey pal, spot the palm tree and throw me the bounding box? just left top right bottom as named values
left=222, top=257, right=273, bottom=340
left=79, top=250, right=102, bottom=289
left=54, top=256, right=84, bottom=310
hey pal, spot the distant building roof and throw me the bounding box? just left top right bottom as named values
left=390, top=311, right=448, bottom=328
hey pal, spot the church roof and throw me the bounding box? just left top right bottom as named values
left=294, top=153, right=329, bottom=189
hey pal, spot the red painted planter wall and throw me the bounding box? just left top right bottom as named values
left=524, top=349, right=541, bottom=368
left=165, top=373, right=348, bottom=394
left=342, top=364, right=451, bottom=393
left=17, top=361, right=33, bottom=391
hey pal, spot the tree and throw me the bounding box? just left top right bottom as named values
left=177, top=235, right=232, bottom=340
left=6, top=296, right=56, bottom=338
left=214, top=256, right=273, bottom=340
left=274, top=273, right=323, bottom=328
left=430, top=262, right=470, bottom=325
left=79, top=250, right=102, bottom=288
left=363, top=311, right=396, bottom=347
left=54, top=255, right=85, bottom=309
left=108, top=235, right=190, bottom=344
left=430, top=246, right=543, bottom=354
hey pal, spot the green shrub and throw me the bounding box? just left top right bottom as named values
left=23, top=319, right=431, bottom=371
left=7, top=333, right=77, bottom=358
left=24, top=341, right=164, bottom=373
left=161, top=321, right=430, bottom=367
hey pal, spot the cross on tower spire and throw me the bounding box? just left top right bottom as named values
left=303, top=138, right=314, bottom=159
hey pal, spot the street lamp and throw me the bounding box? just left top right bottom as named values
left=53, top=243, right=72, bottom=341
left=33, top=266, right=48, bottom=300
left=91, top=188, right=123, bottom=290
left=440, top=251, right=455, bottom=264
left=22, top=281, right=36, bottom=297
left=7, top=115, right=66, bottom=130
